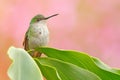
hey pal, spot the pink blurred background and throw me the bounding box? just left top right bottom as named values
left=0, top=0, right=120, bottom=80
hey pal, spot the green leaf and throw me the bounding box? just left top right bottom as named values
left=93, top=58, right=120, bottom=76
left=35, top=59, right=61, bottom=80
left=7, top=47, right=43, bottom=80
left=35, top=58, right=101, bottom=80
left=36, top=47, right=120, bottom=80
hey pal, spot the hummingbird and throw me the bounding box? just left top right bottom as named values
left=23, top=14, right=58, bottom=57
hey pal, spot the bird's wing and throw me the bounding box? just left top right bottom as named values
left=23, top=31, right=29, bottom=50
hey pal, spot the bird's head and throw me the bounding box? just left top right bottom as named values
left=30, top=14, right=58, bottom=24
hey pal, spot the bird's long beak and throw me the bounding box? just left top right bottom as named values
left=45, top=14, right=59, bottom=20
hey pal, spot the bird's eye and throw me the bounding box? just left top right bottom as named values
left=36, top=18, right=40, bottom=22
